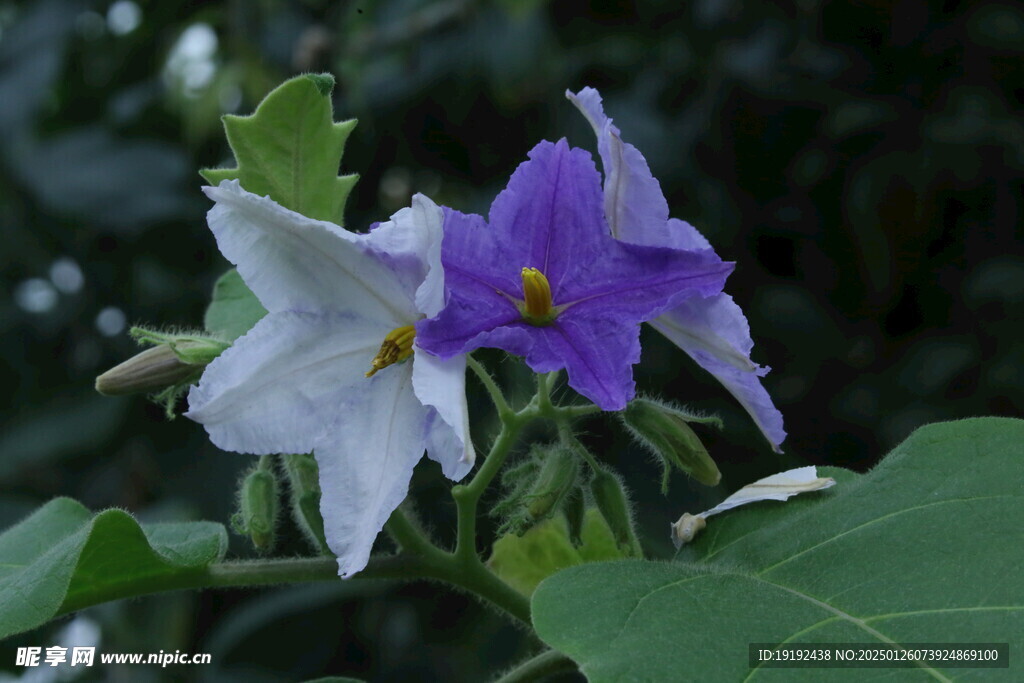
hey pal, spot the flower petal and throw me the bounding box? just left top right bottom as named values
left=561, top=243, right=733, bottom=323
left=362, top=193, right=447, bottom=318
left=651, top=294, right=787, bottom=452
left=566, top=87, right=670, bottom=245
left=412, top=347, right=475, bottom=479
left=527, top=313, right=641, bottom=410
left=314, top=362, right=428, bottom=577
left=415, top=287, right=528, bottom=359
left=486, top=139, right=609, bottom=290
left=203, top=180, right=417, bottom=324
left=186, top=310, right=383, bottom=455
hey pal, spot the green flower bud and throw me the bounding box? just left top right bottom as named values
left=621, top=398, right=722, bottom=492
left=95, top=327, right=230, bottom=418
left=282, top=452, right=330, bottom=554
left=524, top=443, right=579, bottom=523
left=562, top=485, right=585, bottom=546
left=95, top=345, right=203, bottom=396
left=589, top=466, right=642, bottom=558
left=232, top=461, right=280, bottom=553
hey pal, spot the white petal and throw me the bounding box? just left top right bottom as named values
left=670, top=467, right=835, bottom=548
left=701, top=466, right=835, bottom=519
left=361, top=194, right=446, bottom=318
left=412, top=346, right=475, bottom=479
left=186, top=310, right=383, bottom=455
left=314, top=363, right=428, bottom=577
left=203, top=180, right=417, bottom=323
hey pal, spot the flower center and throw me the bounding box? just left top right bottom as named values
left=366, top=325, right=416, bottom=377
left=519, top=267, right=556, bottom=326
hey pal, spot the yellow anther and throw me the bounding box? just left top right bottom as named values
left=520, top=267, right=555, bottom=324
left=366, top=325, right=416, bottom=377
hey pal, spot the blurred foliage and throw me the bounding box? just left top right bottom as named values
left=1, top=0, right=1021, bottom=679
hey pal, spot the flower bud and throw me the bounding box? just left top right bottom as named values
left=95, top=345, right=203, bottom=397
left=282, top=452, right=329, bottom=554
left=232, top=462, right=280, bottom=553
left=589, top=466, right=642, bottom=558
left=95, top=329, right=229, bottom=397
left=621, top=398, right=722, bottom=492
left=524, top=443, right=579, bottom=523
left=562, top=485, right=585, bottom=546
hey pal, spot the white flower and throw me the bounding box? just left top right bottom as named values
left=186, top=180, right=474, bottom=577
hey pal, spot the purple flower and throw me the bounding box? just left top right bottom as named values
left=567, top=87, right=787, bottom=452
left=416, top=139, right=733, bottom=411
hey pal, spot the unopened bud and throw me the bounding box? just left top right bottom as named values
left=282, top=452, right=329, bottom=554
left=589, top=466, right=642, bottom=558
left=233, top=463, right=280, bottom=553
left=621, top=398, right=722, bottom=492
left=95, top=329, right=229, bottom=397
left=524, top=444, right=579, bottom=523
left=562, top=485, right=585, bottom=546
left=95, top=345, right=202, bottom=396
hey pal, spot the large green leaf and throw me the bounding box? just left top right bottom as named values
left=532, top=418, right=1024, bottom=681
left=199, top=73, right=358, bottom=225
left=204, top=268, right=267, bottom=341
left=0, top=498, right=228, bottom=639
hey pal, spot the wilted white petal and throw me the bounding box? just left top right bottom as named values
left=204, top=180, right=417, bottom=323
left=671, top=466, right=835, bottom=548
left=412, top=346, right=474, bottom=479
left=315, top=363, right=427, bottom=577
left=186, top=310, right=383, bottom=455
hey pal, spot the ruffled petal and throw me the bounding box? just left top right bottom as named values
left=526, top=313, right=641, bottom=411
left=651, top=294, right=787, bottom=452
left=203, top=181, right=417, bottom=324
left=566, top=87, right=671, bottom=245
left=486, top=139, right=609, bottom=291
left=411, top=347, right=475, bottom=478
left=314, top=362, right=428, bottom=577
left=186, top=310, right=383, bottom=455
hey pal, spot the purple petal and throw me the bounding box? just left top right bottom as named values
left=561, top=243, right=734, bottom=323
left=527, top=314, right=641, bottom=410
left=486, top=139, right=609, bottom=290
left=415, top=286, right=526, bottom=359
left=566, top=87, right=671, bottom=245
left=439, top=207, right=522, bottom=299
left=651, top=294, right=787, bottom=452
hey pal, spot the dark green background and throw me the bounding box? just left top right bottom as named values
left=1, top=0, right=1021, bottom=680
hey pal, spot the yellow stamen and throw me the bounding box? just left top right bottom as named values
left=520, top=267, right=555, bottom=324
left=366, top=325, right=416, bottom=377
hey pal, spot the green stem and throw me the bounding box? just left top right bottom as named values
left=386, top=507, right=532, bottom=625
left=494, top=650, right=578, bottom=683
left=57, top=555, right=420, bottom=616
left=468, top=355, right=512, bottom=419
left=452, top=414, right=526, bottom=562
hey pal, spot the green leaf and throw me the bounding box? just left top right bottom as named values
left=200, top=73, right=358, bottom=225
left=204, top=268, right=267, bottom=341
left=0, top=498, right=228, bottom=639
left=532, top=418, right=1024, bottom=682
left=488, top=509, right=623, bottom=596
